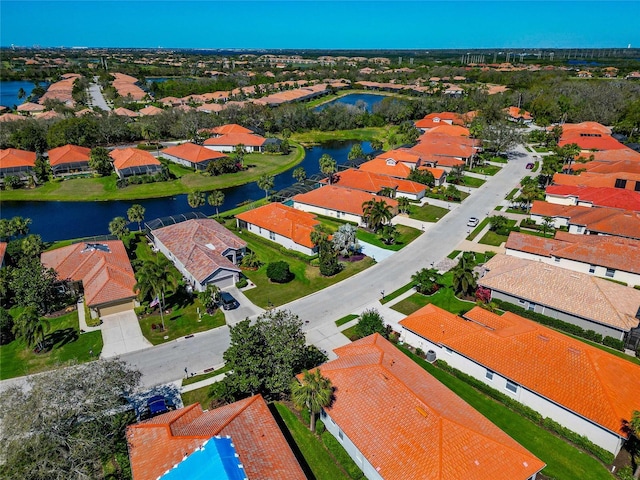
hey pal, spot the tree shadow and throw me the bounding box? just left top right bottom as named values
left=45, top=327, right=79, bottom=349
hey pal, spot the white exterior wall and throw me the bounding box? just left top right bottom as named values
left=204, top=144, right=261, bottom=153
left=162, top=153, right=194, bottom=169
left=293, top=201, right=363, bottom=226
left=400, top=327, right=625, bottom=455
left=321, top=411, right=384, bottom=480
left=238, top=220, right=316, bottom=256
left=396, top=190, right=425, bottom=201
left=545, top=194, right=576, bottom=206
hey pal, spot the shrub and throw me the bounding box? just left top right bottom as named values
left=315, top=418, right=326, bottom=435
left=235, top=278, right=248, bottom=289
left=602, top=336, right=625, bottom=351
left=415, top=348, right=425, bottom=358
left=0, top=307, right=15, bottom=345
left=355, top=308, right=385, bottom=339
left=309, top=258, right=320, bottom=267
left=266, top=261, right=293, bottom=283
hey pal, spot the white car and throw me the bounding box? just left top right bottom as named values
left=467, top=217, right=479, bottom=227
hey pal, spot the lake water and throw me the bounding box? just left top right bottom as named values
left=0, top=141, right=372, bottom=242
left=0, top=80, right=49, bottom=109
left=315, top=93, right=387, bottom=113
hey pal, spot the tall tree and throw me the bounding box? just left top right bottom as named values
left=292, top=166, right=306, bottom=183
left=347, top=143, right=364, bottom=162
left=452, top=259, right=477, bottom=298
left=257, top=174, right=275, bottom=200
left=361, top=199, right=393, bottom=232
left=187, top=190, right=205, bottom=209
left=10, top=216, right=31, bottom=237
left=397, top=196, right=410, bottom=215
left=134, top=255, right=176, bottom=330
left=108, top=216, right=129, bottom=240
left=207, top=190, right=225, bottom=218
left=319, top=154, right=337, bottom=184
left=233, top=144, right=246, bottom=168
left=411, top=268, right=442, bottom=295
left=17, top=87, right=26, bottom=100
left=10, top=257, right=59, bottom=315
left=291, top=369, right=333, bottom=433
left=12, top=306, right=49, bottom=351
left=127, top=204, right=146, bottom=232
left=89, top=146, right=114, bottom=176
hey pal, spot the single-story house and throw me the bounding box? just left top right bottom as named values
left=545, top=185, right=640, bottom=211
left=235, top=203, right=320, bottom=255
left=110, top=148, right=162, bottom=179
left=505, top=106, right=533, bottom=124
left=112, top=107, right=139, bottom=118
left=206, top=123, right=254, bottom=136
left=310, top=334, right=545, bottom=480
left=47, top=144, right=91, bottom=175
left=138, top=105, right=164, bottom=116
left=557, top=122, right=626, bottom=151
left=478, top=254, right=640, bottom=343
left=149, top=218, right=246, bottom=291
left=161, top=143, right=228, bottom=171
left=325, top=168, right=426, bottom=200
left=127, top=394, right=305, bottom=480
left=400, top=304, right=640, bottom=456
left=0, top=148, right=36, bottom=179
left=410, top=138, right=478, bottom=168
left=529, top=200, right=640, bottom=240
left=204, top=133, right=278, bottom=153
left=505, top=231, right=640, bottom=287
left=16, top=102, right=46, bottom=116
left=41, top=241, right=138, bottom=318
left=292, top=185, right=398, bottom=227
left=414, top=111, right=466, bottom=131
left=358, top=157, right=412, bottom=179
left=552, top=171, right=640, bottom=191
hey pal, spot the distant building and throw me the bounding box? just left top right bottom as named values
left=161, top=143, right=229, bottom=171
left=0, top=148, right=36, bottom=179
left=110, top=148, right=162, bottom=179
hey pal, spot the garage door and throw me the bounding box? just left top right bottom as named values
left=211, top=275, right=235, bottom=289
left=99, top=300, right=136, bottom=317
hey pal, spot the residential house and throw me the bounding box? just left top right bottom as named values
left=0, top=148, right=36, bottom=179
left=325, top=168, right=426, bottom=200
left=205, top=123, right=254, bottom=136
left=235, top=203, right=320, bottom=255
left=530, top=200, right=640, bottom=239
left=161, top=143, right=228, bottom=171
left=127, top=395, right=305, bottom=480
left=16, top=102, right=46, bottom=116
left=138, top=105, right=164, bottom=116
left=312, top=334, right=545, bottom=480
left=292, top=185, right=398, bottom=227
left=149, top=218, right=246, bottom=291
left=41, top=241, right=138, bottom=318
left=552, top=171, right=640, bottom=191
left=204, top=133, right=277, bottom=153
left=422, top=124, right=471, bottom=137
left=111, top=73, right=146, bottom=101
left=505, top=231, right=640, bottom=286
left=112, top=107, right=139, bottom=118
left=110, top=148, right=162, bottom=179
left=477, top=254, right=640, bottom=343
left=358, top=157, right=412, bottom=178
left=47, top=144, right=91, bottom=175
left=410, top=137, right=477, bottom=168
left=400, top=304, right=640, bottom=455
left=557, top=122, right=627, bottom=151
left=505, top=106, right=533, bottom=124
left=545, top=185, right=640, bottom=210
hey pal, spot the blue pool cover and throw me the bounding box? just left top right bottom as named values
left=160, top=436, right=247, bottom=480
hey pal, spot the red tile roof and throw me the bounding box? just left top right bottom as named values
left=127, top=395, right=305, bottom=480
left=418, top=165, right=447, bottom=180
left=138, top=105, right=163, bottom=116
left=553, top=171, right=640, bottom=189
left=209, top=123, right=254, bottom=135
left=0, top=113, right=25, bottom=123
left=313, top=334, right=544, bottom=480
left=16, top=102, right=46, bottom=113
left=112, top=107, right=139, bottom=118
left=109, top=148, right=161, bottom=170
left=504, top=106, right=532, bottom=120
left=325, top=168, right=426, bottom=195
left=203, top=132, right=267, bottom=148
left=236, top=203, right=319, bottom=248
left=47, top=144, right=91, bottom=167
left=423, top=124, right=471, bottom=136
left=151, top=219, right=246, bottom=283
left=0, top=148, right=36, bottom=168
left=410, top=139, right=476, bottom=160
left=358, top=157, right=412, bottom=178
left=293, top=185, right=398, bottom=217
left=401, top=304, right=640, bottom=438
left=545, top=185, right=640, bottom=210
left=41, top=241, right=136, bottom=307
left=161, top=143, right=227, bottom=164
left=415, top=112, right=466, bottom=129
left=373, top=148, right=423, bottom=165
left=575, top=147, right=640, bottom=165
left=558, top=122, right=626, bottom=151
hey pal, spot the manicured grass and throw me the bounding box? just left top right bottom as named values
left=468, top=164, right=501, bottom=176
left=1, top=144, right=304, bottom=201
left=356, top=224, right=421, bottom=251
left=0, top=309, right=103, bottom=380
left=505, top=188, right=519, bottom=200
left=447, top=250, right=461, bottom=259
left=274, top=403, right=354, bottom=480
left=408, top=203, right=449, bottom=222
left=532, top=160, right=540, bottom=172
left=290, top=127, right=387, bottom=145
left=380, top=281, right=416, bottom=305
left=335, top=314, right=359, bottom=327
left=182, top=364, right=232, bottom=386
left=341, top=324, right=360, bottom=341
left=320, top=431, right=367, bottom=480
left=396, top=347, right=612, bottom=480
left=489, top=155, right=509, bottom=163
left=181, top=385, right=214, bottom=409
left=424, top=190, right=470, bottom=203
left=240, top=231, right=375, bottom=308
left=534, top=146, right=550, bottom=153
left=479, top=230, right=508, bottom=246
left=461, top=175, right=486, bottom=188
left=466, top=217, right=490, bottom=241
left=524, top=145, right=533, bottom=152
left=494, top=205, right=503, bottom=211
left=392, top=289, right=475, bottom=316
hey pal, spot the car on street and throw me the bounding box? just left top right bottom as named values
left=526, top=162, right=534, bottom=169
left=467, top=217, right=479, bottom=227
left=219, top=291, right=239, bottom=310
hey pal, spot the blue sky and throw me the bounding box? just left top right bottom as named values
left=1, top=1, right=639, bottom=49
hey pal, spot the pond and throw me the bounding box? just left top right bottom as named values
left=0, top=80, right=50, bottom=109
left=1, top=140, right=373, bottom=242
left=315, top=93, right=388, bottom=113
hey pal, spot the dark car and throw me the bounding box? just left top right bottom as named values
left=525, top=162, right=534, bottom=169
left=219, top=291, right=239, bottom=310
left=140, top=395, right=175, bottom=420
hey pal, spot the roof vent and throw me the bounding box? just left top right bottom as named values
left=81, top=243, right=110, bottom=253
left=205, top=243, right=216, bottom=250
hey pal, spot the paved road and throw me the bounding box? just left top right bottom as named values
left=116, top=145, right=536, bottom=388
left=88, top=76, right=110, bottom=111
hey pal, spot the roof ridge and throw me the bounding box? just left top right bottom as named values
left=590, top=276, right=630, bottom=328
left=213, top=395, right=260, bottom=434
left=580, top=347, right=621, bottom=433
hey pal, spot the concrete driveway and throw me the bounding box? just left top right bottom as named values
left=100, top=310, right=152, bottom=358
left=220, top=287, right=265, bottom=326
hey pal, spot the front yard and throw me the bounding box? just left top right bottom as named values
left=407, top=203, right=449, bottom=222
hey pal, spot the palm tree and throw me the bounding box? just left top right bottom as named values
left=10, top=216, right=31, bottom=237
left=397, top=196, right=410, bottom=215
left=207, top=190, right=225, bottom=218
left=233, top=144, right=246, bottom=168
left=541, top=216, right=555, bottom=237
left=127, top=204, right=146, bottom=232
left=13, top=306, right=50, bottom=351
left=452, top=264, right=477, bottom=298
left=319, top=154, right=337, bottom=184
left=257, top=174, right=275, bottom=200
left=108, top=216, right=130, bottom=240
left=187, top=190, right=205, bottom=209
left=411, top=268, right=442, bottom=295
left=347, top=143, right=364, bottom=162
left=291, top=369, right=333, bottom=433
left=361, top=199, right=393, bottom=232
left=134, top=256, right=176, bottom=330
left=292, top=167, right=306, bottom=183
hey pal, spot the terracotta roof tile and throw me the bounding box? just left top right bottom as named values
left=109, top=148, right=161, bottom=170
left=505, top=106, right=533, bottom=120
left=47, top=144, right=91, bottom=167
left=209, top=123, right=254, bottom=135
left=161, top=143, right=227, bottom=164
left=112, top=107, right=139, bottom=118
left=373, top=148, right=423, bottom=165
left=423, top=124, right=471, bottom=136
left=400, top=305, right=640, bottom=437
left=203, top=132, right=267, bottom=147
left=293, top=185, right=398, bottom=217
left=545, top=185, right=640, bottom=210
left=138, top=105, right=164, bottom=116
left=478, top=254, right=640, bottom=331
left=127, top=395, right=305, bottom=480
left=0, top=148, right=36, bottom=169
left=358, top=158, right=412, bottom=178
left=313, top=334, right=544, bottom=480
left=326, top=168, right=426, bottom=195
left=553, top=171, right=640, bottom=189
left=236, top=203, right=319, bottom=248
left=0, top=242, right=6, bottom=264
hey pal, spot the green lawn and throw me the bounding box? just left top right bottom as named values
left=182, top=364, right=232, bottom=386
left=533, top=146, right=551, bottom=153
left=396, top=347, right=612, bottom=480
left=505, top=188, right=519, bottom=200
left=341, top=324, right=360, bottom=341
left=240, top=231, right=375, bottom=308
left=408, top=203, right=449, bottom=222
left=478, top=230, right=508, bottom=246
left=274, top=403, right=357, bottom=480
left=356, top=224, right=421, bottom=251
left=488, top=155, right=509, bottom=164
left=468, top=164, right=501, bottom=176
left=181, top=384, right=215, bottom=409
left=494, top=205, right=503, bottom=211
left=1, top=144, right=304, bottom=201
left=461, top=176, right=486, bottom=188
left=0, top=309, right=103, bottom=380
left=447, top=250, right=461, bottom=259
left=392, top=289, right=475, bottom=316
left=532, top=160, right=540, bottom=172
left=380, top=281, right=416, bottom=305
left=291, top=127, right=388, bottom=146
left=466, top=217, right=490, bottom=240
left=424, top=190, right=470, bottom=203
left=335, top=314, right=359, bottom=327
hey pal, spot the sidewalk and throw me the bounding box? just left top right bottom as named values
left=77, top=299, right=101, bottom=333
